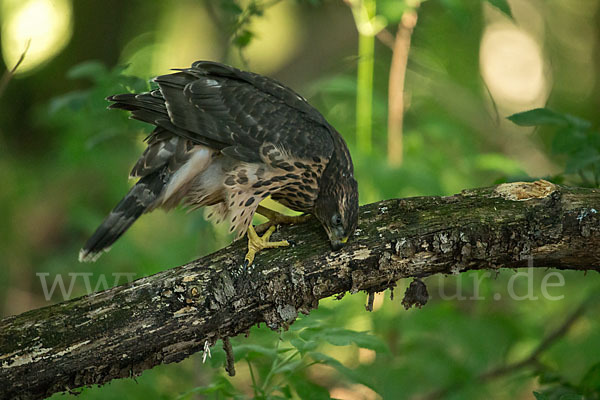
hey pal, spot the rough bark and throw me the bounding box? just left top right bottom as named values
left=1, top=180, right=599, bottom=400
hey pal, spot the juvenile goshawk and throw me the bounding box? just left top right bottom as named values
left=79, top=61, right=358, bottom=265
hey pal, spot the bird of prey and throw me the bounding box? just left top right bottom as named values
left=79, top=61, right=358, bottom=266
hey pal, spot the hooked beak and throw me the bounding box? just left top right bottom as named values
left=330, top=236, right=349, bottom=251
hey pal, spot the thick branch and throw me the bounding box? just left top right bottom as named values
left=2, top=180, right=600, bottom=399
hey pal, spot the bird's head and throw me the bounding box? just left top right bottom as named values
left=314, top=152, right=359, bottom=251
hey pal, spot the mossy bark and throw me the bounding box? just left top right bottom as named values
left=1, top=181, right=599, bottom=399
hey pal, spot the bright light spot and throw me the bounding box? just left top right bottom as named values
left=147, top=2, right=221, bottom=77
left=371, top=291, right=384, bottom=311
left=238, top=1, right=302, bottom=74
left=1, top=0, right=73, bottom=73
left=128, top=1, right=302, bottom=77
left=480, top=24, right=548, bottom=110
left=330, top=384, right=379, bottom=400
left=358, top=347, right=376, bottom=364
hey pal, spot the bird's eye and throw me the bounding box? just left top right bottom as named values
left=332, top=214, right=342, bottom=226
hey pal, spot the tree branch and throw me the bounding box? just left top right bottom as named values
left=1, top=180, right=600, bottom=399
left=387, top=10, right=418, bottom=166
left=0, top=39, right=30, bottom=99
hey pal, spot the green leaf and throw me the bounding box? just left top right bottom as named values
left=288, top=316, right=324, bottom=331
left=299, top=328, right=389, bottom=353
left=558, top=395, right=584, bottom=400
left=67, top=60, right=107, bottom=81
left=290, top=338, right=318, bottom=354
left=308, top=351, right=375, bottom=390
left=176, top=375, right=238, bottom=399
left=220, top=0, right=243, bottom=15
left=233, top=344, right=278, bottom=361
left=508, top=108, right=592, bottom=131
left=48, top=91, right=89, bottom=114
left=485, top=0, right=513, bottom=18
left=537, top=371, right=563, bottom=385
left=273, top=359, right=303, bottom=374
left=234, top=30, right=254, bottom=48
left=292, top=379, right=331, bottom=400
left=533, top=392, right=549, bottom=400
left=439, top=0, right=472, bottom=24
left=309, top=351, right=344, bottom=366
left=579, top=362, right=600, bottom=395
left=551, top=127, right=588, bottom=156
left=378, top=0, right=409, bottom=24
left=564, top=148, right=600, bottom=173
left=508, top=108, right=570, bottom=127
left=280, top=385, right=293, bottom=398
left=563, top=114, right=592, bottom=130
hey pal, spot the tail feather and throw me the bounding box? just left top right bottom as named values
left=79, top=168, right=170, bottom=262
left=107, top=91, right=168, bottom=115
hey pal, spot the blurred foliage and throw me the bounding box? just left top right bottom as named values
left=1, top=0, right=600, bottom=399
left=211, top=0, right=286, bottom=64
left=485, top=0, right=513, bottom=18
left=534, top=361, right=600, bottom=399
left=509, top=108, right=600, bottom=187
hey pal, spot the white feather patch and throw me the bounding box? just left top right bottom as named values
left=163, top=146, right=212, bottom=203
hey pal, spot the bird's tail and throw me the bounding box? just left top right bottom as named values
left=79, top=167, right=169, bottom=262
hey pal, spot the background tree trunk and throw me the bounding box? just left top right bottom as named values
left=1, top=180, right=599, bottom=400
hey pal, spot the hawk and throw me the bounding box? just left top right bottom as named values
left=79, top=61, right=358, bottom=266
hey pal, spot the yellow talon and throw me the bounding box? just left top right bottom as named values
left=254, top=205, right=312, bottom=234
left=244, top=225, right=289, bottom=266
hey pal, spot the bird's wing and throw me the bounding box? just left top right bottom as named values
left=152, top=61, right=335, bottom=164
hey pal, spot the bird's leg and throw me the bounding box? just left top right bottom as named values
left=254, top=205, right=312, bottom=234
left=242, top=206, right=307, bottom=269
left=244, top=225, right=289, bottom=267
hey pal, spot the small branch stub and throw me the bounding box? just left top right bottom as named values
left=365, top=292, right=376, bottom=311
left=402, top=279, right=429, bottom=310
left=223, top=337, right=235, bottom=377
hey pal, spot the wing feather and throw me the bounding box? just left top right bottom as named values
left=155, top=62, right=335, bottom=163
left=109, top=61, right=336, bottom=166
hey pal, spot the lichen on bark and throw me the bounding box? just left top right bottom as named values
left=1, top=181, right=599, bottom=400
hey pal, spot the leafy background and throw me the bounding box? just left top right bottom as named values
left=1, top=0, right=600, bottom=399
